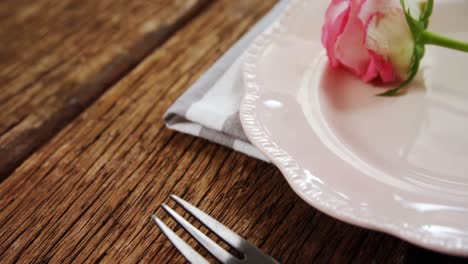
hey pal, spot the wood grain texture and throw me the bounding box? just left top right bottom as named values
left=0, top=0, right=210, bottom=180
left=0, top=0, right=466, bottom=263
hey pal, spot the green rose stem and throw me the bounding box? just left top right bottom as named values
left=379, top=0, right=468, bottom=96
left=422, top=31, right=468, bottom=52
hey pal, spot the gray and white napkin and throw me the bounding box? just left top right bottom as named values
left=163, top=0, right=290, bottom=161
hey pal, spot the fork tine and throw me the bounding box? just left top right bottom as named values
left=171, top=195, right=248, bottom=251
left=151, top=215, right=209, bottom=264
left=161, top=204, right=236, bottom=263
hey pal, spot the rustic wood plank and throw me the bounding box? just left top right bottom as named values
left=0, top=0, right=210, bottom=180
left=0, top=0, right=466, bottom=263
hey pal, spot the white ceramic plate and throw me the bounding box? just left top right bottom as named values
left=240, top=0, right=468, bottom=256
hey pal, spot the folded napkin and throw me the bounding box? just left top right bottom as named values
left=164, top=1, right=290, bottom=161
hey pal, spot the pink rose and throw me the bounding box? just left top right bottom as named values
left=322, top=0, right=415, bottom=84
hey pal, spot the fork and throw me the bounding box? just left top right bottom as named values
left=152, top=195, right=279, bottom=264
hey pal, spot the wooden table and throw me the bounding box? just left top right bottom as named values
left=0, top=0, right=466, bottom=263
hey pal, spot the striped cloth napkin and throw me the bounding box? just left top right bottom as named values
left=163, top=1, right=290, bottom=161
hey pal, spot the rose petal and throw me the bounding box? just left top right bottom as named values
left=334, top=0, right=370, bottom=76
left=359, top=0, right=400, bottom=25
left=322, top=0, right=351, bottom=67
left=365, top=8, right=414, bottom=80
left=362, top=50, right=397, bottom=82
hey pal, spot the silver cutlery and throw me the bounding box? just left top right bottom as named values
left=152, top=195, right=278, bottom=264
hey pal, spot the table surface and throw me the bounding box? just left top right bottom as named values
left=0, top=0, right=466, bottom=263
